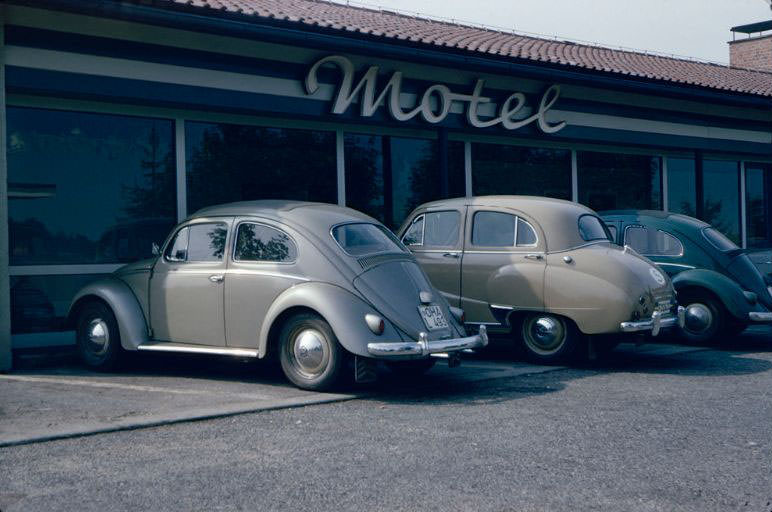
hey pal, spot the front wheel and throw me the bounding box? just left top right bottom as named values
left=518, top=313, right=582, bottom=364
left=278, top=313, right=346, bottom=391
left=75, top=301, right=123, bottom=371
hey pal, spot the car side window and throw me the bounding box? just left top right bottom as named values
left=473, top=211, right=516, bottom=247
left=516, top=218, right=538, bottom=247
left=166, top=223, right=227, bottom=263
left=624, top=226, right=684, bottom=257
left=402, top=215, right=424, bottom=246
left=424, top=211, right=461, bottom=247
left=234, top=223, right=297, bottom=263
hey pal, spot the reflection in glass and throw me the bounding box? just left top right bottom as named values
left=187, top=223, right=227, bottom=262
left=667, top=157, right=696, bottom=216
left=424, top=211, right=461, bottom=247
left=702, top=160, right=740, bottom=244
left=235, top=223, right=297, bottom=262
left=10, top=274, right=109, bottom=334
left=472, top=211, right=516, bottom=247
left=577, top=152, right=661, bottom=211
left=472, top=143, right=571, bottom=199
left=745, top=163, right=771, bottom=248
left=7, top=107, right=176, bottom=265
left=624, top=226, right=683, bottom=256
left=186, top=122, right=336, bottom=213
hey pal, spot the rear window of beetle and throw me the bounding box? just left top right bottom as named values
left=332, top=223, right=405, bottom=256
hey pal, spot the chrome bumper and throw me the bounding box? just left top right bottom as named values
left=367, top=325, right=488, bottom=358
left=749, top=311, right=772, bottom=323
left=620, top=307, right=685, bottom=337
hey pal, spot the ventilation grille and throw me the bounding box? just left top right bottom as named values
left=358, top=253, right=415, bottom=270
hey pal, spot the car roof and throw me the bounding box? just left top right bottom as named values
left=600, top=209, right=710, bottom=230
left=189, top=200, right=376, bottom=228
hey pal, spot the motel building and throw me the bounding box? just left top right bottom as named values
left=0, top=0, right=771, bottom=368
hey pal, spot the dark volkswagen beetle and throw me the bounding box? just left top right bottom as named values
left=601, top=210, right=772, bottom=342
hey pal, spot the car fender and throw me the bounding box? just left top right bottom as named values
left=259, top=281, right=404, bottom=358
left=68, top=276, right=149, bottom=351
left=672, top=268, right=750, bottom=321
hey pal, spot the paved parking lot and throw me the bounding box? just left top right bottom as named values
left=1, top=328, right=771, bottom=511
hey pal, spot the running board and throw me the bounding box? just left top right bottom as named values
left=136, top=342, right=259, bottom=358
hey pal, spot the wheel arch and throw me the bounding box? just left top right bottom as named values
left=672, top=269, right=750, bottom=322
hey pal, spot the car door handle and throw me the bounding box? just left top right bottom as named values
left=443, top=252, right=460, bottom=259
left=209, top=274, right=224, bottom=283
left=524, top=254, right=543, bottom=260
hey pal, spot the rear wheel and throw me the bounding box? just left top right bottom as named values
left=518, top=313, right=582, bottom=364
left=278, top=313, right=346, bottom=391
left=679, top=294, right=725, bottom=344
left=75, top=301, right=122, bottom=371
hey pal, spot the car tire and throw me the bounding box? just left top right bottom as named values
left=386, top=359, right=436, bottom=376
left=518, top=313, right=583, bottom=364
left=679, top=294, right=725, bottom=344
left=278, top=312, right=346, bottom=391
left=75, top=301, right=123, bottom=371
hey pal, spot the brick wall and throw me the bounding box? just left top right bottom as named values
left=729, top=35, right=772, bottom=72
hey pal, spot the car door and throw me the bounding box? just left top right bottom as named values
left=224, top=219, right=301, bottom=349
left=149, top=219, right=230, bottom=345
left=461, top=208, right=546, bottom=324
left=401, top=209, right=465, bottom=307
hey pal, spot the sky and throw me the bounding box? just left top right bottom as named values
left=337, top=0, right=772, bottom=64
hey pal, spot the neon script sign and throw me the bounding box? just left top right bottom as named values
left=305, top=55, right=567, bottom=133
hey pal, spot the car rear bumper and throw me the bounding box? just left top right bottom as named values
left=367, top=325, right=488, bottom=358
left=620, top=307, right=685, bottom=336
left=749, top=311, right=772, bottom=323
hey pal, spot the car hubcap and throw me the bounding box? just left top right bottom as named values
left=86, top=318, right=110, bottom=356
left=684, top=303, right=713, bottom=334
left=291, top=328, right=329, bottom=378
left=524, top=316, right=566, bottom=355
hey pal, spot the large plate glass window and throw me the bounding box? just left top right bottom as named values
left=667, top=157, right=697, bottom=216
left=234, top=223, right=297, bottom=262
left=624, top=226, right=684, bottom=256
left=702, top=160, right=740, bottom=244
left=7, top=107, right=176, bottom=265
left=577, top=152, right=662, bottom=211
left=186, top=122, right=336, bottom=212
left=472, top=143, right=572, bottom=200
left=744, top=162, right=771, bottom=249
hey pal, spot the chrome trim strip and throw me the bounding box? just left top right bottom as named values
left=464, top=250, right=547, bottom=255
left=137, top=343, right=259, bottom=358
left=367, top=326, right=488, bottom=358
left=224, top=269, right=309, bottom=281
left=656, top=262, right=696, bottom=269
left=490, top=304, right=515, bottom=311
left=749, top=311, right=772, bottom=323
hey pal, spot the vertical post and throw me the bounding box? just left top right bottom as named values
left=464, top=141, right=472, bottom=198
left=438, top=128, right=449, bottom=198
left=336, top=128, right=345, bottom=206
left=571, top=149, right=578, bottom=203
left=740, top=161, right=747, bottom=249
left=175, top=118, right=187, bottom=222
left=661, top=155, right=669, bottom=212
left=0, top=9, right=10, bottom=372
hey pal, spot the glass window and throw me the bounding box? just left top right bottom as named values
left=7, top=107, right=176, bottom=265
left=344, top=134, right=463, bottom=229
left=473, top=211, right=516, bottom=247
left=186, top=122, right=336, bottom=213
left=702, top=160, right=740, bottom=244
left=577, top=152, right=662, bottom=211
left=624, top=226, right=683, bottom=256
left=703, top=227, right=739, bottom=252
left=166, top=227, right=189, bottom=262
left=166, top=223, right=227, bottom=262
left=606, top=224, right=618, bottom=241
left=424, top=211, right=461, bottom=247
left=332, top=223, right=404, bottom=256
left=402, top=216, right=424, bottom=246
left=472, top=143, right=572, bottom=199
left=667, top=157, right=697, bottom=216
left=745, top=163, right=771, bottom=249
left=578, top=215, right=611, bottom=242
left=448, top=141, right=467, bottom=198
left=516, top=218, right=538, bottom=246
left=234, top=223, right=297, bottom=262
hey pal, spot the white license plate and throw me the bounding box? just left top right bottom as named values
left=418, top=305, right=448, bottom=331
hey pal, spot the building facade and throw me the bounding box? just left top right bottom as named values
left=1, top=0, right=771, bottom=364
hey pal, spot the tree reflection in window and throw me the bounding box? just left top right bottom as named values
left=235, top=223, right=297, bottom=262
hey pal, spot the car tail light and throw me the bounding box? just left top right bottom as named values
left=365, top=314, right=385, bottom=335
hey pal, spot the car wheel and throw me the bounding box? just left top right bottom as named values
left=75, top=301, right=122, bottom=371
left=519, top=313, right=582, bottom=364
left=386, top=359, right=436, bottom=376
left=679, top=294, right=724, bottom=344
left=278, top=313, right=346, bottom=391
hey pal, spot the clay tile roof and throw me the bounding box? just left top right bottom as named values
left=157, top=0, right=772, bottom=98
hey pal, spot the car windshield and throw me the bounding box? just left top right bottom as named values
left=578, top=215, right=612, bottom=242
left=703, top=227, right=739, bottom=252
left=332, top=223, right=406, bottom=257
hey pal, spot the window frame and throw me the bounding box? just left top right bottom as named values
left=471, top=210, right=518, bottom=248
left=577, top=214, right=613, bottom=243
left=403, top=210, right=463, bottom=250
left=623, top=224, right=684, bottom=258
left=330, top=222, right=408, bottom=257
left=401, top=214, right=426, bottom=247
left=163, top=221, right=229, bottom=264
left=231, top=220, right=298, bottom=264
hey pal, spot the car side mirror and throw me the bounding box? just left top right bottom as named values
left=151, top=243, right=160, bottom=257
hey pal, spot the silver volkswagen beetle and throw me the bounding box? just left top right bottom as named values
left=68, top=201, right=487, bottom=390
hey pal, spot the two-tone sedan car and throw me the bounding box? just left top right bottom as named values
left=398, top=196, right=684, bottom=363
left=67, top=201, right=487, bottom=391
left=601, top=210, right=772, bottom=343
